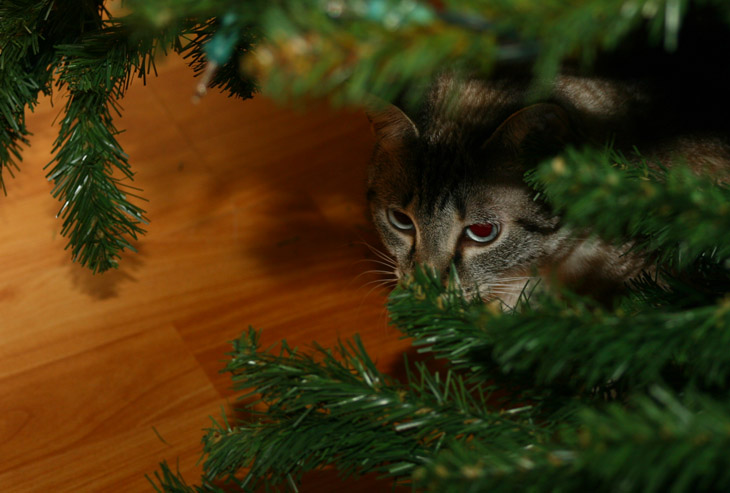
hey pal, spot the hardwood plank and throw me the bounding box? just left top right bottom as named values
left=1, top=53, right=408, bottom=492
left=0, top=324, right=223, bottom=491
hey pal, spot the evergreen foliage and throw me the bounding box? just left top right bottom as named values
left=4, top=0, right=730, bottom=491
left=0, top=1, right=257, bottom=271
left=198, top=328, right=547, bottom=490
left=151, top=149, right=730, bottom=490
left=8, top=0, right=730, bottom=270
left=528, top=149, right=730, bottom=268
left=415, top=387, right=730, bottom=492
left=390, top=265, right=730, bottom=393
left=147, top=1, right=730, bottom=483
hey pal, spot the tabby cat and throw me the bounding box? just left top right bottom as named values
left=366, top=74, right=730, bottom=308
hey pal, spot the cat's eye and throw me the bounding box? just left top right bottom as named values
left=387, top=209, right=414, bottom=231
left=465, top=222, right=499, bottom=243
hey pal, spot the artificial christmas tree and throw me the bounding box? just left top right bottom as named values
left=3, top=1, right=730, bottom=491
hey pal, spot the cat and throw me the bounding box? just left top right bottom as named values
left=365, top=73, right=730, bottom=308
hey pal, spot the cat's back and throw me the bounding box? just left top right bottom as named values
left=425, top=72, right=730, bottom=179
left=421, top=73, right=659, bottom=149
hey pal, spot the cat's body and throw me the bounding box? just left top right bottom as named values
left=366, top=74, right=730, bottom=307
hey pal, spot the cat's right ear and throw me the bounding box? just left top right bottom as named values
left=366, top=104, right=419, bottom=145
left=484, top=103, right=575, bottom=164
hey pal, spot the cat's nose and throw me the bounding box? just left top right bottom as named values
left=411, top=259, right=451, bottom=286
left=413, top=251, right=450, bottom=280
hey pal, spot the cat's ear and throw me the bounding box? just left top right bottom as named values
left=366, top=104, right=419, bottom=143
left=485, top=103, right=574, bottom=161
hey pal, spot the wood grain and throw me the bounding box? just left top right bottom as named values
left=0, top=54, right=411, bottom=492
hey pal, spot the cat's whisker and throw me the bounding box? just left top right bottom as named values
left=365, top=251, right=396, bottom=266
left=358, top=268, right=396, bottom=276
left=487, top=281, right=530, bottom=287
left=486, top=284, right=531, bottom=291
left=490, top=283, right=533, bottom=288
left=356, top=253, right=396, bottom=264
left=353, top=271, right=398, bottom=299
left=355, top=270, right=397, bottom=281
left=487, top=290, right=522, bottom=296
left=355, top=266, right=398, bottom=287
left=485, top=283, right=533, bottom=294
left=497, top=276, right=538, bottom=282
left=490, top=281, right=533, bottom=289
left=353, top=276, right=398, bottom=328
left=487, top=286, right=524, bottom=293
left=360, top=277, right=398, bottom=289
left=352, top=269, right=398, bottom=288
left=360, top=279, right=399, bottom=305
left=355, top=258, right=397, bottom=270
left=347, top=254, right=397, bottom=290
left=354, top=241, right=396, bottom=265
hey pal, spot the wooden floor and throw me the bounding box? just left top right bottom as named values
left=0, top=55, right=412, bottom=492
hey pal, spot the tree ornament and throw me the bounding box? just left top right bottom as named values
left=193, top=12, right=240, bottom=102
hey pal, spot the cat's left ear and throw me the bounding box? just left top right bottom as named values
left=484, top=103, right=575, bottom=162
left=366, top=104, right=419, bottom=143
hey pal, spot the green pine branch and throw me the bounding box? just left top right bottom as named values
left=527, top=147, right=730, bottom=268
left=629, top=255, right=730, bottom=310
left=40, top=10, right=259, bottom=271
left=45, top=19, right=164, bottom=272
left=151, top=327, right=552, bottom=491
left=148, top=143, right=730, bottom=489
left=248, top=3, right=501, bottom=107
left=6, top=0, right=727, bottom=270
left=152, top=264, right=730, bottom=491
left=148, top=137, right=730, bottom=491
left=243, top=0, right=730, bottom=105
left=46, top=90, right=148, bottom=272
left=127, top=2, right=730, bottom=492
left=0, top=1, right=258, bottom=271
left=389, top=265, right=730, bottom=392
left=148, top=461, right=225, bottom=493
left=416, top=387, right=730, bottom=492
left=0, top=0, right=54, bottom=193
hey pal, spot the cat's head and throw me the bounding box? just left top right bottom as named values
left=366, top=95, right=576, bottom=306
